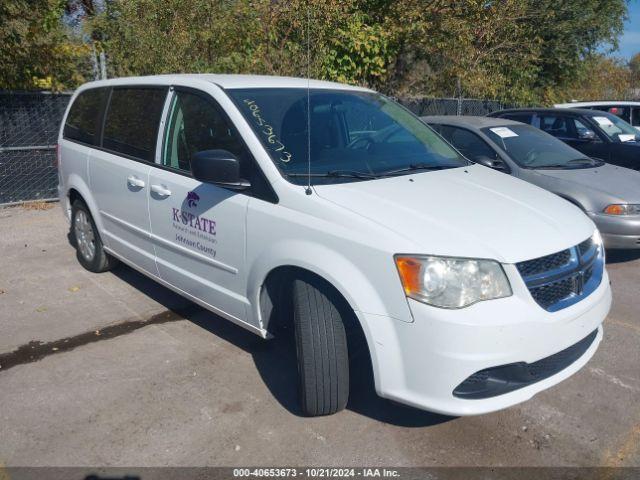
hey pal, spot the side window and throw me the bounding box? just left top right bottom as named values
left=102, top=88, right=167, bottom=162
left=428, top=123, right=443, bottom=135
left=632, top=108, right=640, bottom=128
left=63, top=88, right=107, bottom=145
left=538, top=114, right=576, bottom=138
left=435, top=125, right=455, bottom=142
left=501, top=113, right=533, bottom=124
left=447, top=127, right=498, bottom=160
left=571, top=118, right=597, bottom=139
left=162, top=90, right=248, bottom=173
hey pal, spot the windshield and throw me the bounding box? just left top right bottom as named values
left=483, top=124, right=602, bottom=169
left=588, top=113, right=640, bottom=143
left=227, top=88, right=468, bottom=184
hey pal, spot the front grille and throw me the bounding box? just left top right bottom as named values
left=517, top=237, right=603, bottom=312
left=517, top=249, right=571, bottom=277
left=529, top=276, right=575, bottom=310
left=578, top=237, right=593, bottom=256
left=584, top=265, right=594, bottom=284
left=454, top=329, right=598, bottom=399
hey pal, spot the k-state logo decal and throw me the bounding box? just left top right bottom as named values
left=186, top=191, right=200, bottom=208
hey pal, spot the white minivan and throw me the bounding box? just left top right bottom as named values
left=58, top=75, right=611, bottom=417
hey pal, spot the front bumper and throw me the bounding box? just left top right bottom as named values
left=358, top=268, right=611, bottom=416
left=588, top=212, right=640, bottom=249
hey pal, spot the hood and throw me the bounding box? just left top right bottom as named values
left=314, top=164, right=595, bottom=264
left=528, top=163, right=640, bottom=204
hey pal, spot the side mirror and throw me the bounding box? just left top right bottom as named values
left=577, top=129, right=596, bottom=141
left=474, top=155, right=508, bottom=172
left=191, top=150, right=250, bottom=190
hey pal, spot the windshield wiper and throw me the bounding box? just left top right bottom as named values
left=567, top=158, right=597, bottom=165
left=535, top=158, right=601, bottom=169
left=286, top=170, right=378, bottom=179
left=376, top=163, right=451, bottom=177
left=533, top=164, right=573, bottom=169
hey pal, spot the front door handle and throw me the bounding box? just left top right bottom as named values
left=127, top=175, right=145, bottom=188
left=150, top=184, right=172, bottom=197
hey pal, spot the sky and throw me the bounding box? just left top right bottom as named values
left=618, top=0, right=640, bottom=60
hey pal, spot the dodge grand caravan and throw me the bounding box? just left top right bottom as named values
left=58, top=75, right=611, bottom=417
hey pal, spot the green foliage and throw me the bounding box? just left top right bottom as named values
left=550, top=54, right=634, bottom=102
left=322, top=14, right=394, bottom=88
left=630, top=52, right=640, bottom=88
left=0, top=0, right=633, bottom=102
left=0, top=0, right=88, bottom=90
left=89, top=0, right=263, bottom=76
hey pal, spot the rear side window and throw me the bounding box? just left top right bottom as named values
left=102, top=88, right=167, bottom=162
left=434, top=124, right=454, bottom=142
left=429, top=123, right=443, bottom=135
left=63, top=88, right=107, bottom=145
left=439, top=126, right=498, bottom=161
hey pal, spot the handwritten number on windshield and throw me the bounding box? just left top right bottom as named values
left=244, top=99, right=293, bottom=163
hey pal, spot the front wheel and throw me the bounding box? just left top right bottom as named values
left=71, top=200, right=118, bottom=273
left=293, top=275, right=350, bottom=416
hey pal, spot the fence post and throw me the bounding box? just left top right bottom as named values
left=91, top=44, right=100, bottom=81
left=99, top=51, right=107, bottom=80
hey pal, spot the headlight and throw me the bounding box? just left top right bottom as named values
left=592, top=229, right=603, bottom=248
left=603, top=204, right=640, bottom=215
left=592, top=229, right=605, bottom=262
left=395, top=255, right=512, bottom=308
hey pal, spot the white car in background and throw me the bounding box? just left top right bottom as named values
left=58, top=74, right=611, bottom=417
left=555, top=101, right=640, bottom=131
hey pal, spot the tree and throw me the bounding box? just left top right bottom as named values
left=0, top=0, right=89, bottom=90
left=630, top=52, right=640, bottom=90
left=524, top=0, right=627, bottom=102
left=552, top=54, right=633, bottom=101
left=2, top=0, right=631, bottom=101
left=88, top=0, right=362, bottom=81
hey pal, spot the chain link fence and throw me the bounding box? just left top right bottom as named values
left=0, top=91, right=515, bottom=206
left=397, top=97, right=518, bottom=116
left=0, top=92, right=71, bottom=205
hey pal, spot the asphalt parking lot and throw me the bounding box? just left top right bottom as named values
left=1, top=204, right=639, bottom=468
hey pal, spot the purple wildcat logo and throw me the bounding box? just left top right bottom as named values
left=187, top=191, right=200, bottom=208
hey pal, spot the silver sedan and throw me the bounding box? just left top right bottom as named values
left=423, top=115, right=640, bottom=249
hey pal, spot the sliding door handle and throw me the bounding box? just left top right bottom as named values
left=150, top=184, right=172, bottom=197
left=126, top=175, right=145, bottom=188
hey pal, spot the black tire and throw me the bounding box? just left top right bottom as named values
left=293, top=274, right=350, bottom=416
left=70, top=200, right=118, bottom=273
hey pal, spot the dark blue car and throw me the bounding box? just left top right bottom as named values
left=488, top=107, right=640, bottom=171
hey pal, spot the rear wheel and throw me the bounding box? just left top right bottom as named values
left=292, top=274, right=350, bottom=416
left=71, top=200, right=117, bottom=273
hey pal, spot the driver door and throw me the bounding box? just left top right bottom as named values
left=147, top=87, right=251, bottom=323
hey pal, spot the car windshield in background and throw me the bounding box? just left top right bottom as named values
left=227, top=88, right=468, bottom=184
left=483, top=124, right=602, bottom=169
left=587, top=113, right=640, bottom=143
